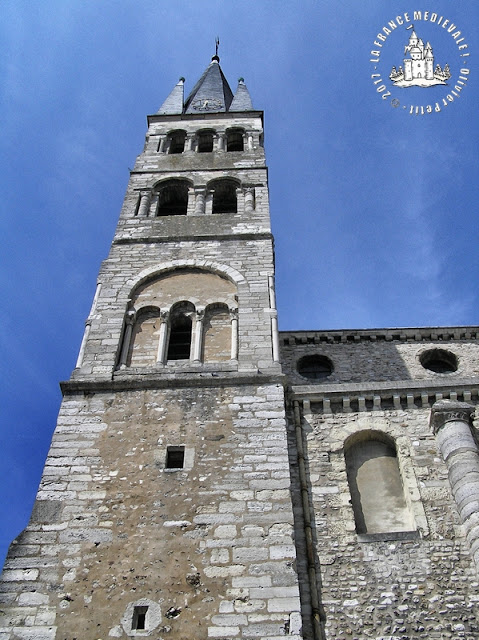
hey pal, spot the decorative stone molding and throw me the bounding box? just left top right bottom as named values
left=430, top=399, right=475, bottom=434
left=281, top=327, right=479, bottom=345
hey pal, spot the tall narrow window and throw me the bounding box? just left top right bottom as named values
left=210, top=179, right=238, bottom=214
left=345, top=432, right=415, bottom=535
left=132, top=606, right=148, bottom=630
left=156, top=180, right=189, bottom=216
left=197, top=130, right=214, bottom=153
left=167, top=305, right=193, bottom=360
left=168, top=130, right=186, bottom=154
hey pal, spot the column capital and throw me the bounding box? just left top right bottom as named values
left=125, top=309, right=136, bottom=325
left=430, top=399, right=475, bottom=434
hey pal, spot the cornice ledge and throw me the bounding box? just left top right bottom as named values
left=280, top=326, right=479, bottom=344
left=289, top=377, right=479, bottom=401
left=61, top=371, right=286, bottom=395
left=113, top=232, right=273, bottom=245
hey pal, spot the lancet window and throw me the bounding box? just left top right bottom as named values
left=166, top=302, right=194, bottom=360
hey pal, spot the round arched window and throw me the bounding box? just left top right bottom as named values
left=297, top=355, right=333, bottom=380
left=420, top=348, right=458, bottom=374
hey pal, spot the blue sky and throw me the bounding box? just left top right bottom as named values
left=1, top=1, right=478, bottom=565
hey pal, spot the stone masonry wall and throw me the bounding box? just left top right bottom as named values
left=0, top=382, right=302, bottom=640
left=298, top=406, right=479, bottom=639
left=280, top=331, right=479, bottom=386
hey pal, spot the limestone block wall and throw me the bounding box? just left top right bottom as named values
left=296, top=406, right=479, bottom=639
left=0, top=381, right=302, bottom=640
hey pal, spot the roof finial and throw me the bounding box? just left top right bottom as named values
left=212, top=36, right=220, bottom=62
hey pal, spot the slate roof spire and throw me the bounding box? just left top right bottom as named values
left=157, top=46, right=255, bottom=115
left=184, top=55, right=234, bottom=114
left=157, top=77, right=185, bottom=115
left=230, top=77, right=254, bottom=111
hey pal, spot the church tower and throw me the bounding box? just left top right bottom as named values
left=0, top=55, right=304, bottom=639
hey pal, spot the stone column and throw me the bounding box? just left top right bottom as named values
left=244, top=187, right=255, bottom=213
left=137, top=191, right=151, bottom=217
left=246, top=130, right=254, bottom=151
left=216, top=132, right=225, bottom=151
left=157, top=135, right=167, bottom=153
left=156, top=311, right=170, bottom=364
left=76, top=321, right=91, bottom=368
left=193, top=309, right=205, bottom=362
left=230, top=309, right=239, bottom=360
left=185, top=134, right=195, bottom=152
left=118, top=309, right=136, bottom=368
left=76, top=283, right=102, bottom=367
left=194, top=188, right=206, bottom=215
left=431, top=400, right=479, bottom=569
left=187, top=187, right=196, bottom=215
left=268, top=276, right=280, bottom=362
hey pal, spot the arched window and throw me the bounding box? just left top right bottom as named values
left=168, top=130, right=186, bottom=154
left=345, top=431, right=415, bottom=535
left=167, top=303, right=194, bottom=360
left=209, top=179, right=238, bottom=214
left=197, top=129, right=214, bottom=153
left=156, top=180, right=189, bottom=216
left=127, top=308, right=161, bottom=367
left=202, top=304, right=231, bottom=362
left=226, top=128, right=244, bottom=152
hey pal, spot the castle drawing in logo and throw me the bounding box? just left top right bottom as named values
left=390, top=26, right=451, bottom=87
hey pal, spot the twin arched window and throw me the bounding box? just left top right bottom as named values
left=148, top=178, right=240, bottom=217
left=345, top=431, right=415, bottom=536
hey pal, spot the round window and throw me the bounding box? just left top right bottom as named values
left=420, top=348, right=458, bottom=374
left=297, top=354, right=333, bottom=380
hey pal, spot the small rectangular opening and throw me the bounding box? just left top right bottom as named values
left=166, top=446, right=185, bottom=469
left=132, top=605, right=148, bottom=630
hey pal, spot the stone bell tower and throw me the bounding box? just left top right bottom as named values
left=0, top=54, right=303, bottom=639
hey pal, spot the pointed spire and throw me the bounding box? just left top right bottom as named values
left=230, top=78, right=254, bottom=111
left=184, top=58, right=233, bottom=114
left=157, top=77, right=185, bottom=115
